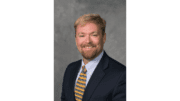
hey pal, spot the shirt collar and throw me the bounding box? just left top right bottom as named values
left=81, top=50, right=104, bottom=71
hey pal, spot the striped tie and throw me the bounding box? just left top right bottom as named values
left=75, top=65, right=87, bottom=101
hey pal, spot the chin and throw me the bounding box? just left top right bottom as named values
left=82, top=51, right=97, bottom=60
left=82, top=49, right=103, bottom=60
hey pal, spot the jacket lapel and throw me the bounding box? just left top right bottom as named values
left=68, top=60, right=82, bottom=101
left=82, top=52, right=109, bottom=101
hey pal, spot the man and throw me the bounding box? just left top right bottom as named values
left=61, top=14, right=126, bottom=101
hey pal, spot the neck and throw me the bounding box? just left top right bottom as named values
left=83, top=58, right=91, bottom=65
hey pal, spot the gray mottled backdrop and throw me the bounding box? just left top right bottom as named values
left=54, top=0, right=126, bottom=101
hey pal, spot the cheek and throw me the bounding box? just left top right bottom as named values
left=77, top=43, right=81, bottom=48
left=97, top=40, right=104, bottom=48
left=76, top=39, right=81, bottom=46
left=76, top=42, right=83, bottom=49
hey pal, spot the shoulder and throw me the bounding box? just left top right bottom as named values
left=103, top=55, right=126, bottom=80
left=67, top=59, right=81, bottom=67
left=108, top=56, right=126, bottom=71
left=102, top=51, right=125, bottom=71
left=107, top=56, right=126, bottom=84
left=65, top=59, right=81, bottom=71
left=63, top=59, right=81, bottom=77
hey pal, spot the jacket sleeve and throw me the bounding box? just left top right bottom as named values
left=61, top=66, right=69, bottom=101
left=112, top=71, right=126, bottom=101
left=61, top=78, right=66, bottom=101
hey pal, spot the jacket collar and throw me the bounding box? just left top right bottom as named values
left=68, top=60, right=81, bottom=101
left=82, top=51, right=109, bottom=101
left=68, top=51, right=109, bottom=101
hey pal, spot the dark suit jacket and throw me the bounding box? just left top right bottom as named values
left=61, top=51, right=126, bottom=101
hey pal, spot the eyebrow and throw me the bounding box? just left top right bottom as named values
left=77, top=31, right=98, bottom=35
left=77, top=32, right=84, bottom=35
left=91, top=31, right=98, bottom=34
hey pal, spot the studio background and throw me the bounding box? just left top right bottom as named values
left=54, top=0, right=126, bottom=101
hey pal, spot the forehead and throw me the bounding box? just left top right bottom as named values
left=76, top=23, right=100, bottom=33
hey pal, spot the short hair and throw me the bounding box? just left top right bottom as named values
left=74, top=14, right=106, bottom=36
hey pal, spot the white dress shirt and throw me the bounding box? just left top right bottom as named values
left=75, top=51, right=104, bottom=86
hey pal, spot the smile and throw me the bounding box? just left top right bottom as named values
left=84, top=46, right=93, bottom=48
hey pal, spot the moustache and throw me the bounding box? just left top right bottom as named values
left=81, top=43, right=96, bottom=47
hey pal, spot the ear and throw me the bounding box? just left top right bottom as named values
left=103, top=33, right=106, bottom=44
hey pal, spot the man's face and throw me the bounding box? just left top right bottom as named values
left=75, top=23, right=106, bottom=60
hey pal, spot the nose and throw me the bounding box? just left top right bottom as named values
left=85, top=35, right=91, bottom=43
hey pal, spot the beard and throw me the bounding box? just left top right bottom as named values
left=81, top=48, right=98, bottom=60
left=78, top=42, right=102, bottom=60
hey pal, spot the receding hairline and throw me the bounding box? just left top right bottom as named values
left=74, top=14, right=106, bottom=36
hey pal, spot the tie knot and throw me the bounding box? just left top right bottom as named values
left=82, top=65, right=85, bottom=69
left=82, top=65, right=87, bottom=73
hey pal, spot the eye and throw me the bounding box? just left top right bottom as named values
left=79, top=35, right=84, bottom=37
left=92, top=34, right=98, bottom=37
left=92, top=32, right=98, bottom=37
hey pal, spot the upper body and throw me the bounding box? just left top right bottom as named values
left=75, top=50, right=104, bottom=86
left=61, top=14, right=126, bottom=101
left=61, top=51, right=126, bottom=101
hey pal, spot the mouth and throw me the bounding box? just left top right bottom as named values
left=82, top=45, right=95, bottom=50
left=84, top=46, right=93, bottom=49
